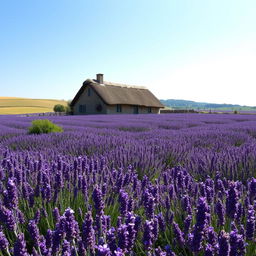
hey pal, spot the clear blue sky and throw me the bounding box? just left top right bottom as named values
left=0, top=0, right=255, bottom=105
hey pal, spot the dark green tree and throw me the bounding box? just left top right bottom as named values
left=53, top=104, right=66, bottom=113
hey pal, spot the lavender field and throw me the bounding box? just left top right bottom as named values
left=1, top=113, right=256, bottom=255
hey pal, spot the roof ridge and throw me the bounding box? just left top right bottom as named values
left=103, top=81, right=147, bottom=89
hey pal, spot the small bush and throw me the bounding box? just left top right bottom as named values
left=28, top=119, right=63, bottom=134
left=53, top=104, right=66, bottom=113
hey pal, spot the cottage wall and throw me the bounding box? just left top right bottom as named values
left=106, top=105, right=160, bottom=114
left=73, top=86, right=107, bottom=115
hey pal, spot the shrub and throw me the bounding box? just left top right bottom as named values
left=53, top=104, right=66, bottom=113
left=28, top=119, right=63, bottom=134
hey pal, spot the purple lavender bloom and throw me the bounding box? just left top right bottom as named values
left=45, top=229, right=53, bottom=248
left=106, top=227, right=117, bottom=252
left=52, top=216, right=66, bottom=254
left=157, top=212, right=166, bottom=232
left=218, top=230, right=230, bottom=256
left=127, top=222, right=136, bottom=252
left=143, top=189, right=155, bottom=219
left=182, top=195, right=192, bottom=214
left=53, top=207, right=60, bottom=224
left=54, top=170, right=64, bottom=191
left=184, top=215, right=192, bottom=235
left=172, top=222, right=185, bottom=246
left=13, top=233, right=29, bottom=256
left=226, top=181, right=239, bottom=219
left=215, top=199, right=225, bottom=226
left=207, top=226, right=217, bottom=246
left=33, top=209, right=41, bottom=224
left=0, top=231, right=9, bottom=251
left=134, top=215, right=141, bottom=234
left=92, top=186, right=105, bottom=215
left=77, top=239, right=86, bottom=255
left=155, top=247, right=167, bottom=256
left=117, top=224, right=128, bottom=252
left=188, top=228, right=204, bottom=253
left=62, top=240, right=71, bottom=256
left=196, top=197, right=210, bottom=229
left=235, top=202, right=243, bottom=223
left=28, top=220, right=40, bottom=247
left=113, top=248, right=125, bottom=256
left=246, top=205, right=255, bottom=241
left=4, top=178, right=18, bottom=209
left=204, top=244, right=214, bottom=256
left=128, top=197, right=134, bottom=212
left=230, top=230, right=246, bottom=256
left=0, top=206, right=16, bottom=231
left=82, top=211, right=95, bottom=250
left=17, top=209, right=25, bottom=224
left=96, top=244, right=111, bottom=256
left=152, top=216, right=159, bottom=242
left=248, top=177, right=256, bottom=203
left=143, top=220, right=154, bottom=251
left=63, top=208, right=79, bottom=241
left=119, top=190, right=129, bottom=216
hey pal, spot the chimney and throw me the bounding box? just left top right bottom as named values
left=96, top=73, right=104, bottom=84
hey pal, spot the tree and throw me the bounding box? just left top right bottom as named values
left=53, top=104, right=66, bottom=113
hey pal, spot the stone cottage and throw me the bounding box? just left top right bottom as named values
left=70, top=74, right=164, bottom=115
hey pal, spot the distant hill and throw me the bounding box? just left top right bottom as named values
left=160, top=99, right=256, bottom=111
left=0, top=97, right=67, bottom=115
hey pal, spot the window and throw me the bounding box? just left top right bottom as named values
left=96, top=104, right=102, bottom=112
left=133, top=105, right=139, bottom=114
left=88, top=88, right=91, bottom=96
left=79, top=104, right=86, bottom=113
left=116, top=104, right=122, bottom=113
left=148, top=107, right=152, bottom=113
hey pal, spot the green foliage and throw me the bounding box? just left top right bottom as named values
left=28, top=119, right=63, bottom=134
left=234, top=110, right=238, bottom=114
left=65, top=100, right=72, bottom=114
left=53, top=104, right=66, bottom=113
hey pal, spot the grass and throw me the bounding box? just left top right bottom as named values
left=0, top=97, right=67, bottom=114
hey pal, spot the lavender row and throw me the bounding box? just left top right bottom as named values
left=0, top=148, right=256, bottom=255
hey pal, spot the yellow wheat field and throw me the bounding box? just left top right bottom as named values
left=0, top=97, right=67, bottom=115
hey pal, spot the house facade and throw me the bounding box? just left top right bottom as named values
left=71, top=74, right=164, bottom=115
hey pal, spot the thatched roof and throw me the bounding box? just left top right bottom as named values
left=71, top=79, right=164, bottom=108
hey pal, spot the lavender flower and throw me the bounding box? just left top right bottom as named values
left=119, top=190, right=129, bottom=216
left=0, top=206, right=16, bottom=231
left=4, top=178, right=18, bottom=209
left=215, top=199, right=225, bottom=226
left=172, top=222, right=185, bottom=246
left=92, top=186, right=105, bottom=215
left=117, top=224, right=128, bottom=252
left=82, top=211, right=95, bottom=250
left=207, top=226, right=217, bottom=246
left=226, top=182, right=238, bottom=219
left=63, top=208, right=79, bottom=241
left=13, top=233, right=29, bottom=256
left=53, top=207, right=60, bottom=224
left=204, top=244, right=214, bottom=256
left=230, top=230, right=246, bottom=256
left=143, top=220, right=154, bottom=251
left=106, top=227, right=117, bottom=252
left=0, top=231, right=9, bottom=251
left=218, top=230, right=230, bottom=256
left=184, top=215, right=192, bottom=235
left=28, top=220, right=40, bottom=247
left=96, top=244, right=111, bottom=256
left=246, top=205, right=255, bottom=240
